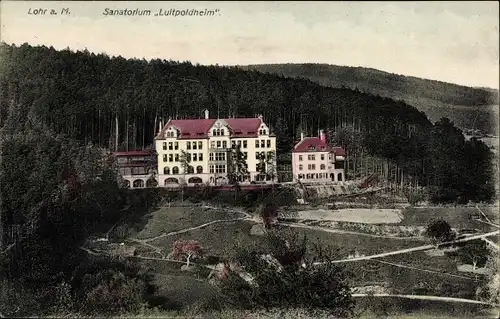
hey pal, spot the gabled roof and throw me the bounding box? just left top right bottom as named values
left=155, top=117, right=263, bottom=140
left=292, top=137, right=345, bottom=156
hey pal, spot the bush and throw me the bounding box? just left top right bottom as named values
left=425, top=218, right=455, bottom=243
left=217, top=230, right=354, bottom=317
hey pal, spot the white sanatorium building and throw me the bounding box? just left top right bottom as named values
left=154, top=110, right=277, bottom=187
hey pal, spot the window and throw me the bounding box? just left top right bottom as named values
left=217, top=141, right=221, bottom=148
left=188, top=166, right=194, bottom=174
left=259, top=129, right=262, bottom=135
left=321, top=154, right=325, bottom=160
left=308, top=155, right=315, bottom=161
left=232, top=141, right=236, bottom=148
left=163, top=154, right=167, bottom=162
left=243, top=152, right=248, bottom=160
left=210, top=141, right=215, bottom=148
left=222, top=141, right=227, bottom=149
left=163, top=142, right=167, bottom=150
left=299, top=155, right=303, bottom=161
left=255, top=152, right=259, bottom=160
left=198, top=141, right=202, bottom=149
left=174, top=142, right=179, bottom=150
left=267, top=140, right=271, bottom=148
left=175, top=154, right=179, bottom=162
left=260, top=140, right=265, bottom=148
left=215, top=152, right=226, bottom=161
left=216, top=165, right=226, bottom=173
left=255, top=140, right=259, bottom=148
left=209, top=153, right=214, bottom=161
left=163, top=167, right=170, bottom=174
left=299, top=164, right=303, bottom=170
left=312, top=164, right=316, bottom=170
left=192, top=142, right=197, bottom=150
left=196, top=166, right=203, bottom=173
left=212, top=129, right=216, bottom=136
left=199, top=153, right=203, bottom=161
left=320, top=164, right=326, bottom=170
left=172, top=166, right=179, bottom=174
left=169, top=154, right=173, bottom=162
left=209, top=165, right=215, bottom=173
left=220, top=129, right=225, bottom=136
left=168, top=142, right=173, bottom=150
left=187, top=142, right=191, bottom=150
left=193, top=154, right=197, bottom=161
left=243, top=140, right=247, bottom=148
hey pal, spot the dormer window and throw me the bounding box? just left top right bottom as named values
left=212, top=128, right=225, bottom=136
left=308, top=145, right=315, bottom=151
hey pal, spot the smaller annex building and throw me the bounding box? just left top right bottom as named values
left=291, top=130, right=346, bottom=183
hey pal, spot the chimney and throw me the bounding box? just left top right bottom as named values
left=204, top=109, right=209, bottom=119
left=320, top=130, right=326, bottom=142
left=158, top=120, right=163, bottom=134
left=300, top=132, right=304, bottom=141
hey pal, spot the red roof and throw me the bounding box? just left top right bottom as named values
left=292, top=137, right=345, bottom=156
left=331, top=146, right=346, bottom=156
left=112, top=150, right=154, bottom=157
left=156, top=117, right=262, bottom=140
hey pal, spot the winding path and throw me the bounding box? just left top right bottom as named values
left=280, top=222, right=425, bottom=240
left=351, top=293, right=498, bottom=306
left=312, top=230, right=500, bottom=265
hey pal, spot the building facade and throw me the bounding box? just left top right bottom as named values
left=155, top=110, right=277, bottom=187
left=291, top=130, right=346, bottom=183
left=112, top=150, right=157, bottom=188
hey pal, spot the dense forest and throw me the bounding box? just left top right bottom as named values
left=0, top=42, right=496, bottom=204
left=239, top=63, right=499, bottom=135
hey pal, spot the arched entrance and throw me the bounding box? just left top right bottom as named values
left=188, top=177, right=203, bottom=184
left=133, top=179, right=144, bottom=188
left=164, top=177, right=179, bottom=185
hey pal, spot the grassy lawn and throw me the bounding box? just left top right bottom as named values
left=398, top=206, right=499, bottom=232
left=148, top=220, right=267, bottom=257
left=135, top=206, right=244, bottom=240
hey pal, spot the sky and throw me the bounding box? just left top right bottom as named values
left=1, top=1, right=499, bottom=89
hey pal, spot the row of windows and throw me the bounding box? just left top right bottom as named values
left=298, top=164, right=327, bottom=171
left=213, top=128, right=225, bottom=136
left=297, top=172, right=343, bottom=181
left=255, top=139, right=272, bottom=149
left=210, top=164, right=226, bottom=173
left=163, top=141, right=204, bottom=151
left=163, top=165, right=204, bottom=175
left=163, top=139, right=273, bottom=151
left=298, top=154, right=328, bottom=161
left=232, top=140, right=248, bottom=149
left=210, top=140, right=228, bottom=149
left=163, top=153, right=204, bottom=162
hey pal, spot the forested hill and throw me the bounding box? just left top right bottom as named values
left=0, top=42, right=432, bottom=154
left=238, top=64, right=499, bottom=135
left=0, top=42, right=495, bottom=203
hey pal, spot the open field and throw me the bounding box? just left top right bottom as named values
left=135, top=206, right=245, bottom=240
left=289, top=208, right=404, bottom=224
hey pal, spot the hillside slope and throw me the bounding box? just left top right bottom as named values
left=238, top=64, right=499, bottom=134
